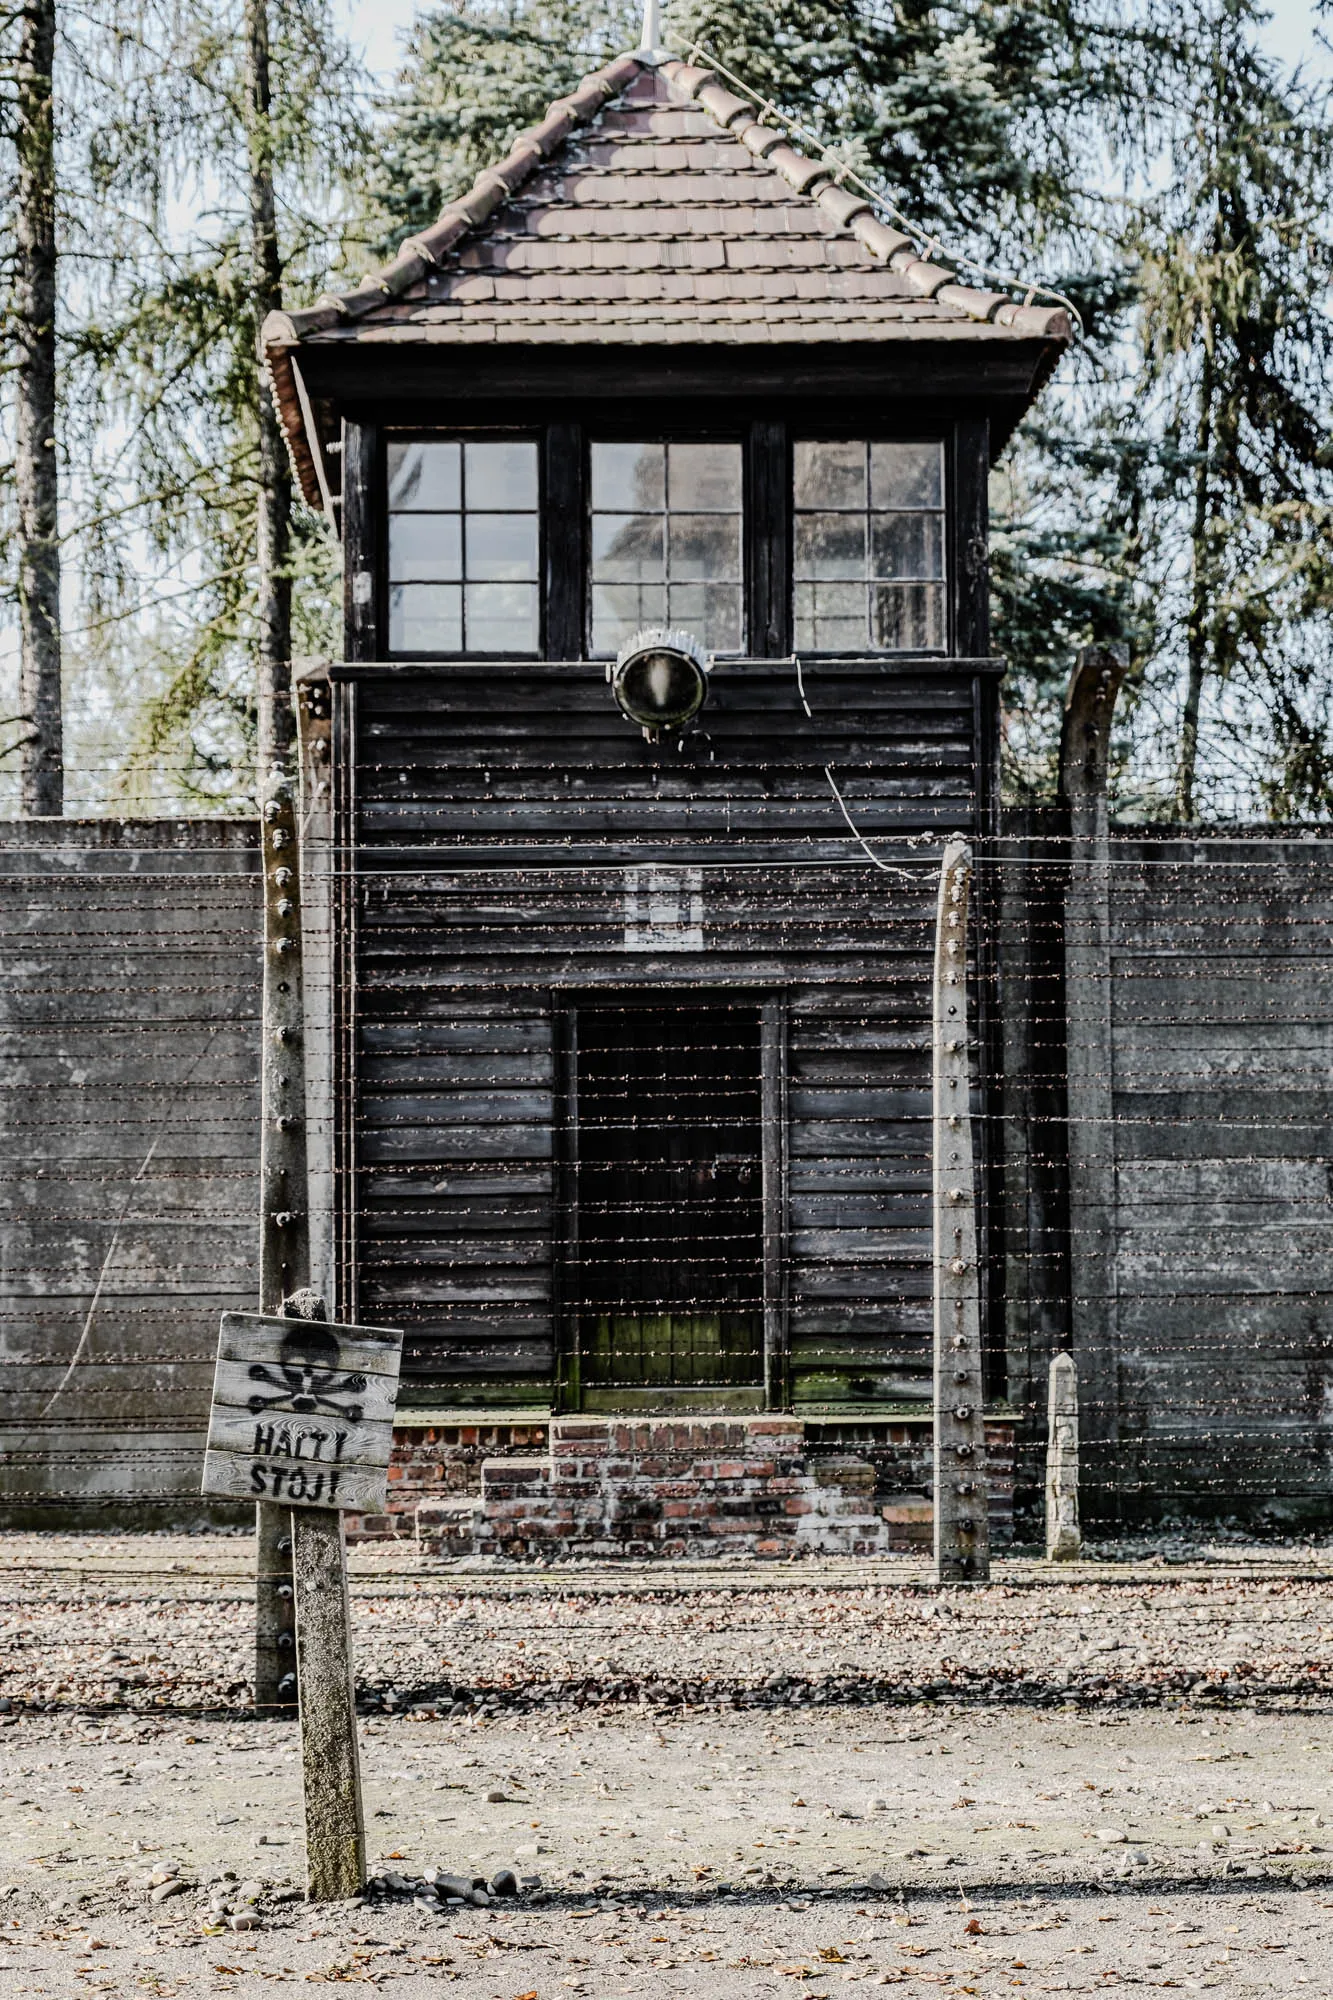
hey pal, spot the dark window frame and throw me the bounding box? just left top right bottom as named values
left=380, top=425, right=546, bottom=661
left=585, top=432, right=749, bottom=660
left=369, top=413, right=977, bottom=664
left=789, top=433, right=950, bottom=658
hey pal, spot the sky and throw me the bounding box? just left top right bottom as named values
left=339, top=0, right=1330, bottom=88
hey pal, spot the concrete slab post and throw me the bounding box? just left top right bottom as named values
left=256, top=771, right=309, bottom=1711
left=933, top=834, right=990, bottom=1584
left=1045, top=1351, right=1082, bottom=1559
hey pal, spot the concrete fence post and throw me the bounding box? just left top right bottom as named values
left=255, top=770, right=310, bottom=1712
left=932, top=834, right=990, bottom=1584
left=1059, top=644, right=1127, bottom=1523
left=1045, top=1351, right=1082, bottom=1559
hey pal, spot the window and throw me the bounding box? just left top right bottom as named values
left=387, top=438, right=539, bottom=654
left=590, top=441, right=743, bottom=657
left=793, top=440, right=945, bottom=653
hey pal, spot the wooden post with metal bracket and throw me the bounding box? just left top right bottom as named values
left=932, top=834, right=990, bottom=1584
left=255, top=771, right=310, bottom=1712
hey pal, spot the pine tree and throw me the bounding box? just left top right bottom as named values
left=1129, top=0, right=1333, bottom=820
left=247, top=0, right=295, bottom=782
left=12, top=0, right=62, bottom=814
left=0, top=0, right=368, bottom=812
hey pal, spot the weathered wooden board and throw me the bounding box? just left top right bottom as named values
left=344, top=659, right=983, bottom=1407
left=202, top=1311, right=403, bottom=1511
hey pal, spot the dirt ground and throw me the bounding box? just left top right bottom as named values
left=3, top=1535, right=1333, bottom=1996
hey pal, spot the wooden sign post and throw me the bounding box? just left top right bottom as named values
left=203, top=1305, right=403, bottom=1899
left=932, top=836, right=990, bottom=1584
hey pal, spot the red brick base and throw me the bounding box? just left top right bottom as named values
left=348, top=1414, right=1015, bottom=1560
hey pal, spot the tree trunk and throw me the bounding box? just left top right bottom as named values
left=245, top=0, right=293, bottom=782
left=15, top=0, right=63, bottom=817
left=1176, top=284, right=1216, bottom=823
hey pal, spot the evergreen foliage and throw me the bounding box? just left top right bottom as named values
left=0, top=0, right=368, bottom=810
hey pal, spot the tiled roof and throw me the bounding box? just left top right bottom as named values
left=265, top=51, right=1071, bottom=506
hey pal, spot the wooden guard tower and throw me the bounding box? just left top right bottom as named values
left=265, top=40, right=1069, bottom=1552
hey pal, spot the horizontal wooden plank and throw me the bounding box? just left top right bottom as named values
left=399, top=1338, right=554, bottom=1377
left=359, top=1127, right=554, bottom=1162
left=214, top=1313, right=402, bottom=1377
left=361, top=1273, right=550, bottom=1304
left=791, top=1227, right=931, bottom=1261
left=360, top=1167, right=553, bottom=1199
left=202, top=1446, right=388, bottom=1513
left=359, top=1089, right=553, bottom=1126
left=359, top=798, right=974, bottom=835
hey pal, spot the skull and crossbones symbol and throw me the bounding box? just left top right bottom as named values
left=247, top=1324, right=367, bottom=1423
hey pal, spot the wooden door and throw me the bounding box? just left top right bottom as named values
left=565, top=1002, right=764, bottom=1408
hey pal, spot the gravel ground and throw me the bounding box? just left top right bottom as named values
left=3, top=1535, right=1333, bottom=1997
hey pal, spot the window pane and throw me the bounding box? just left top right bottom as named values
left=465, top=440, right=538, bottom=510
left=795, top=438, right=946, bottom=652
left=592, top=515, right=665, bottom=582
left=592, top=442, right=665, bottom=511
left=871, top=441, right=943, bottom=509
left=465, top=582, right=539, bottom=653
left=794, top=512, right=866, bottom=581
left=871, top=582, right=945, bottom=650
left=793, top=440, right=866, bottom=510
left=871, top=512, right=944, bottom=579
left=387, top=441, right=460, bottom=512
left=590, top=441, right=743, bottom=655
left=669, top=514, right=740, bottom=582
left=389, top=513, right=462, bottom=583
left=390, top=582, right=462, bottom=652
left=794, top=581, right=865, bottom=652
left=592, top=583, right=667, bottom=653
left=465, top=512, right=538, bottom=580
left=668, top=442, right=741, bottom=510
left=668, top=582, right=742, bottom=653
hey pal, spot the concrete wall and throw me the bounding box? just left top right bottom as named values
left=3, top=813, right=1332, bottom=1536
left=0, top=820, right=261, bottom=1526
left=1000, top=825, right=1333, bottom=1529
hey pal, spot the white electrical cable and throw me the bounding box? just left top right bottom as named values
left=824, top=764, right=922, bottom=881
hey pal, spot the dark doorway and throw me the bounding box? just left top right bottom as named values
left=566, top=1002, right=765, bottom=1407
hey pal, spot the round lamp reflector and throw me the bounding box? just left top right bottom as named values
left=612, top=628, right=709, bottom=732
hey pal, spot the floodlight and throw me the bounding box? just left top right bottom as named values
left=610, top=627, right=710, bottom=738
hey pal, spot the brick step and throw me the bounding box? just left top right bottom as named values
left=415, top=1494, right=483, bottom=1557
left=480, top=1457, right=552, bottom=1500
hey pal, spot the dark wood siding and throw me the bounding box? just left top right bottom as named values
left=342, top=657, right=992, bottom=1408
